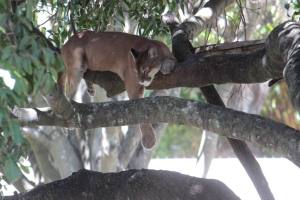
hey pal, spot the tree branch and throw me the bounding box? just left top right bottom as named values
left=2, top=169, right=240, bottom=200
left=13, top=96, right=300, bottom=167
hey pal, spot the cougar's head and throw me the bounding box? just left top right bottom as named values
left=130, top=46, right=176, bottom=87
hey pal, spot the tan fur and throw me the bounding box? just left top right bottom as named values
left=59, top=31, right=176, bottom=149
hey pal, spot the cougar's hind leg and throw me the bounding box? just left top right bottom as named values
left=124, top=72, right=157, bottom=150
left=60, top=48, right=86, bottom=99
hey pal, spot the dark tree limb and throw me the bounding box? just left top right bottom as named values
left=2, top=169, right=240, bottom=200
left=13, top=96, right=300, bottom=167
left=200, top=87, right=272, bottom=199
left=164, top=6, right=275, bottom=200
left=266, top=21, right=300, bottom=111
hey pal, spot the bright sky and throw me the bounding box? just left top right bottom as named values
left=149, top=158, right=300, bottom=200
left=0, top=69, right=15, bottom=89
left=2, top=158, right=300, bottom=199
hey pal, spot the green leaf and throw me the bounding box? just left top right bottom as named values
left=4, top=158, right=22, bottom=183
left=26, top=1, right=33, bottom=20
left=0, top=13, right=7, bottom=25
left=44, top=72, right=54, bottom=92
left=14, top=80, right=24, bottom=95
left=19, top=35, right=30, bottom=50
left=10, top=122, right=23, bottom=145
left=1, top=47, right=13, bottom=60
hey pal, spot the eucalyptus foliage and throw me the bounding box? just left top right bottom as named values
left=0, top=0, right=180, bottom=184
left=0, top=1, right=62, bottom=183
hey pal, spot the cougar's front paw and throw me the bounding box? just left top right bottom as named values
left=160, top=58, right=176, bottom=75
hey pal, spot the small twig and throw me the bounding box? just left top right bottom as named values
left=30, top=25, right=61, bottom=53
left=37, top=11, right=58, bottom=28
left=21, top=174, right=36, bottom=188
left=68, top=1, right=77, bottom=34
left=193, top=0, right=205, bottom=14
left=236, top=0, right=247, bottom=40
left=222, top=9, right=228, bottom=39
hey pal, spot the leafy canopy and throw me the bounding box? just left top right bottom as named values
left=0, top=0, right=179, bottom=183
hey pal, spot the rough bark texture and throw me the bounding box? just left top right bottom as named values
left=267, top=21, right=300, bottom=110
left=14, top=96, right=300, bottom=167
left=2, top=169, right=240, bottom=200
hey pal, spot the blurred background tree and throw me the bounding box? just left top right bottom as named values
left=0, top=0, right=299, bottom=194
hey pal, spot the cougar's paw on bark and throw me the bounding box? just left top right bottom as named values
left=140, top=123, right=157, bottom=151
left=160, top=58, right=176, bottom=75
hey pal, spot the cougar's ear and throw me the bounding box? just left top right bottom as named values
left=130, top=48, right=140, bottom=59
left=148, top=47, right=158, bottom=58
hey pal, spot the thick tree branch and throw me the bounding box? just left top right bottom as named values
left=13, top=96, right=300, bottom=167
left=2, top=169, right=240, bottom=200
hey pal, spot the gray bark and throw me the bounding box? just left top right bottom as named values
left=14, top=96, right=300, bottom=167
left=268, top=21, right=300, bottom=111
